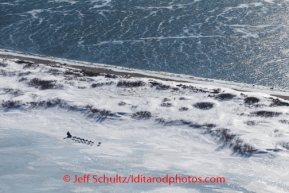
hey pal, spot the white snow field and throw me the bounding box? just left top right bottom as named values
left=1, top=54, right=289, bottom=193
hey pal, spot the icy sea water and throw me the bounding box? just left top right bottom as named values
left=1, top=0, right=289, bottom=88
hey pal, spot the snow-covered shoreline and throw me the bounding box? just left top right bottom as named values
left=1, top=49, right=289, bottom=98
left=1, top=52, right=289, bottom=192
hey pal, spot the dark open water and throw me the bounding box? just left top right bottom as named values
left=1, top=0, right=289, bottom=88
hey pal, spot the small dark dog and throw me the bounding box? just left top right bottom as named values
left=67, top=131, right=72, bottom=138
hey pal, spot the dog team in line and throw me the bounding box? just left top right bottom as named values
left=67, top=131, right=101, bottom=146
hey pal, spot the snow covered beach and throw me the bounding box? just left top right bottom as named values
left=1, top=51, right=289, bottom=192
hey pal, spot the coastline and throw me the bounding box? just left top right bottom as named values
left=1, top=49, right=289, bottom=193
left=1, top=49, right=289, bottom=101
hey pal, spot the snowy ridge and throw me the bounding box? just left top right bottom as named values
left=1, top=57, right=289, bottom=192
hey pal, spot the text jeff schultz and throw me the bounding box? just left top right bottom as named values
left=71, top=174, right=226, bottom=185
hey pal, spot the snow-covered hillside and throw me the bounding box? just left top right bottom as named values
left=1, top=57, right=289, bottom=193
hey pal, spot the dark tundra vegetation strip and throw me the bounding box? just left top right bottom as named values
left=1, top=99, right=111, bottom=120
left=214, top=93, right=236, bottom=101
left=131, top=111, right=152, bottom=120
left=117, top=80, right=145, bottom=87
left=3, top=88, right=22, bottom=96
left=250, top=111, right=282, bottom=117
left=28, top=78, right=58, bottom=90
left=0, top=69, right=17, bottom=76
left=208, top=128, right=256, bottom=156
left=1, top=100, right=21, bottom=108
left=160, top=102, right=173, bottom=107
left=91, top=81, right=115, bottom=88
left=193, top=102, right=215, bottom=110
left=244, top=97, right=260, bottom=104
left=155, top=118, right=216, bottom=128
left=18, top=71, right=31, bottom=76
left=118, top=101, right=126, bottom=106
left=149, top=81, right=223, bottom=93
left=154, top=118, right=256, bottom=156
left=179, top=107, right=189, bottom=111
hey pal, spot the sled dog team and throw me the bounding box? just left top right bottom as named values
left=67, top=131, right=101, bottom=146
